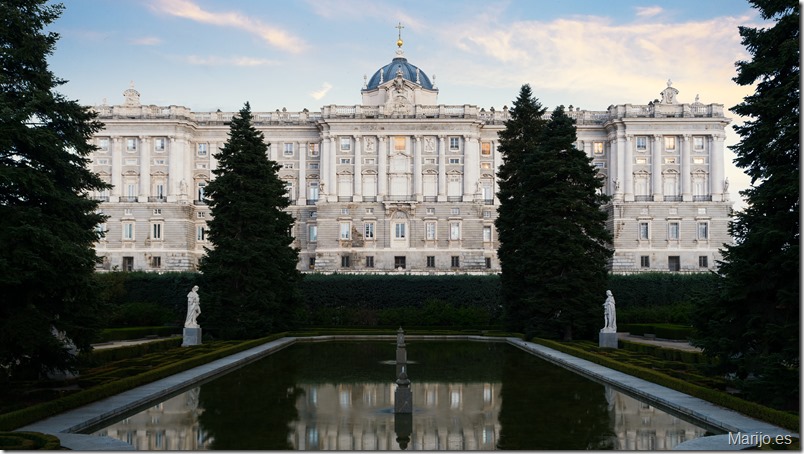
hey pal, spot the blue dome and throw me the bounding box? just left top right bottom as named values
left=365, top=57, right=434, bottom=90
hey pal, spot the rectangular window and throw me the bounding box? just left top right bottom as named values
left=310, top=211, right=317, bottom=218
left=340, top=222, right=351, bottom=240
left=394, top=256, right=406, bottom=269
left=483, top=226, right=492, bottom=242
left=365, top=208, right=374, bottom=214
left=481, top=142, right=491, bottom=155
left=126, top=138, right=137, bottom=151
left=448, top=158, right=461, bottom=164
left=341, top=255, right=350, bottom=268
left=426, top=207, right=435, bottom=215
left=153, top=158, right=166, bottom=165
left=698, top=222, right=708, bottom=240
left=394, top=137, right=406, bottom=151
left=664, top=136, right=676, bottom=151
left=639, top=222, right=649, bottom=240
left=364, top=222, right=375, bottom=239
left=451, top=256, right=460, bottom=267
left=151, top=223, right=163, bottom=240
left=197, top=143, right=207, bottom=156
left=341, top=208, right=350, bottom=215
left=699, top=256, right=709, bottom=268
left=196, top=225, right=206, bottom=241
left=395, top=223, right=406, bottom=239
left=425, top=222, right=437, bottom=240
left=153, top=208, right=162, bottom=215
left=480, top=162, right=492, bottom=170
left=483, top=210, right=492, bottom=219
left=282, top=163, right=294, bottom=169
left=640, top=255, right=650, bottom=268
left=123, top=222, right=134, bottom=240
left=96, top=158, right=109, bottom=165
left=593, top=142, right=604, bottom=154
left=308, top=257, right=316, bottom=270
left=308, top=163, right=319, bottom=170
left=340, top=137, right=351, bottom=151
left=309, top=143, right=320, bottom=157
left=693, top=157, right=705, bottom=165
left=449, top=137, right=460, bottom=150
left=150, top=256, right=161, bottom=269
left=636, top=136, right=647, bottom=151
left=308, top=225, right=317, bottom=242
left=485, top=257, right=492, bottom=269
left=426, top=256, right=435, bottom=268
left=364, top=158, right=375, bottom=165
left=339, top=158, right=352, bottom=164
left=283, top=143, right=294, bottom=156
left=98, top=138, right=110, bottom=151
left=122, top=257, right=134, bottom=272
left=664, top=157, right=677, bottom=164
left=451, top=208, right=460, bottom=215
left=366, top=256, right=375, bottom=268
left=668, top=256, right=681, bottom=272
left=154, top=138, right=166, bottom=151
left=668, top=222, right=680, bottom=240
left=450, top=222, right=461, bottom=240
left=693, top=136, right=705, bottom=150
left=197, top=211, right=205, bottom=218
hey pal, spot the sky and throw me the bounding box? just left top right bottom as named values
left=47, top=0, right=766, bottom=207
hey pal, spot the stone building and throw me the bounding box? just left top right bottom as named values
left=87, top=39, right=731, bottom=274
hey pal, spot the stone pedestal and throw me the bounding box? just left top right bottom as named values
left=182, top=327, right=202, bottom=347
left=599, top=331, right=618, bottom=349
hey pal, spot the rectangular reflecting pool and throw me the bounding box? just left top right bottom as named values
left=90, top=341, right=713, bottom=450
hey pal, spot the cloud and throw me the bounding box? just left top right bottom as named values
left=304, top=0, right=423, bottom=30
left=130, top=36, right=162, bottom=46
left=635, top=6, right=664, bottom=18
left=184, top=55, right=279, bottom=67
left=310, top=82, right=333, bottom=100
left=149, top=0, right=307, bottom=53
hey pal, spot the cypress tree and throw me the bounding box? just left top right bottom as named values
left=199, top=103, right=301, bottom=339
left=0, top=1, right=109, bottom=378
left=691, top=0, right=799, bottom=410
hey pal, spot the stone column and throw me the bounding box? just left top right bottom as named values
left=328, top=137, right=338, bottom=202
left=139, top=136, right=150, bottom=202
left=320, top=135, right=331, bottom=199
left=652, top=135, right=663, bottom=201
left=298, top=142, right=307, bottom=205
left=623, top=135, right=633, bottom=202
left=209, top=141, right=218, bottom=172
left=437, top=135, right=447, bottom=201
left=583, top=140, right=592, bottom=159
left=615, top=135, right=625, bottom=200
left=110, top=137, right=122, bottom=202
left=681, top=134, right=692, bottom=201
left=492, top=140, right=500, bottom=203
left=378, top=136, right=387, bottom=200
left=413, top=135, right=422, bottom=201
left=463, top=135, right=479, bottom=201
left=711, top=134, right=725, bottom=201
left=353, top=135, right=362, bottom=201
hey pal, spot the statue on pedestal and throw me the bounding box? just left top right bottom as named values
left=185, top=285, right=201, bottom=328
left=601, top=290, right=616, bottom=333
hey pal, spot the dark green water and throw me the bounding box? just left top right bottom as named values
left=92, top=341, right=708, bottom=450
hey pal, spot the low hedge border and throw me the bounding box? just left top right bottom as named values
left=0, top=333, right=287, bottom=432
left=96, top=326, right=181, bottom=343
left=78, top=337, right=183, bottom=367
left=619, top=340, right=715, bottom=366
left=0, top=431, right=61, bottom=450
left=619, top=323, right=692, bottom=340
left=531, top=338, right=799, bottom=432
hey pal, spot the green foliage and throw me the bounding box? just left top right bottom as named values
left=618, top=323, right=692, bottom=340
left=691, top=0, right=800, bottom=412
left=496, top=86, right=612, bottom=340
left=0, top=431, right=60, bottom=450
left=94, top=326, right=181, bottom=343
left=533, top=339, right=799, bottom=431
left=106, top=303, right=174, bottom=328
left=0, top=1, right=110, bottom=380
left=78, top=337, right=182, bottom=367
left=199, top=103, right=301, bottom=339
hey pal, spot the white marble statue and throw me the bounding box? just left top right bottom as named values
left=185, top=285, right=201, bottom=328
left=602, top=290, right=616, bottom=333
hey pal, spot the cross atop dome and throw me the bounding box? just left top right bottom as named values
left=395, top=22, right=405, bottom=56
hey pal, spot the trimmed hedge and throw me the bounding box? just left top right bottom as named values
left=0, top=431, right=60, bottom=450
left=78, top=337, right=183, bottom=367
left=96, top=326, right=182, bottom=343
left=0, top=334, right=286, bottom=431
left=531, top=338, right=799, bottom=432
left=619, top=323, right=692, bottom=340
left=619, top=340, right=714, bottom=366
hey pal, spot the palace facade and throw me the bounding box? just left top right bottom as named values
left=87, top=43, right=732, bottom=274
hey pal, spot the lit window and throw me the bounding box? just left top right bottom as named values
left=123, top=222, right=134, bottom=240
left=593, top=142, right=604, bottom=154
left=394, top=137, right=405, bottom=151
left=483, top=226, right=492, bottom=242
left=449, top=137, right=460, bottom=150
left=698, top=222, right=708, bottom=240
left=366, top=256, right=374, bottom=268
left=340, top=137, right=351, bottom=151
left=197, top=143, right=207, bottom=156
left=340, top=222, right=351, bottom=240
left=364, top=222, right=375, bottom=239
left=664, top=136, right=676, bottom=151
left=196, top=225, right=206, bottom=241
left=308, top=225, right=317, bottom=242
left=308, top=143, right=320, bottom=157
left=668, top=222, right=679, bottom=240
left=635, top=157, right=647, bottom=165
left=639, top=222, right=649, bottom=240
left=481, top=142, right=491, bottom=155
left=635, top=136, right=647, bottom=151
left=450, top=222, right=461, bottom=240
left=283, top=143, right=294, bottom=156
left=640, top=256, right=650, bottom=268
left=425, top=222, right=436, bottom=240
left=481, top=162, right=492, bottom=170
left=693, top=157, right=705, bottom=164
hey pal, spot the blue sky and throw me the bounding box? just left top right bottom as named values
left=48, top=0, right=763, bottom=204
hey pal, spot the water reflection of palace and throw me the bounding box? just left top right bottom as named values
left=93, top=383, right=709, bottom=450
left=290, top=382, right=501, bottom=450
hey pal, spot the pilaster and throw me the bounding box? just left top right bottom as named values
left=413, top=135, right=422, bottom=201
left=110, top=136, right=122, bottom=201
left=652, top=135, right=663, bottom=201
left=623, top=135, right=633, bottom=202
left=378, top=136, right=387, bottom=200
left=353, top=135, right=363, bottom=201
left=681, top=134, right=692, bottom=201
left=437, top=135, right=446, bottom=201
left=138, top=136, right=150, bottom=202
left=298, top=141, right=307, bottom=205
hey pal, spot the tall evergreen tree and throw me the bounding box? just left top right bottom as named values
left=691, top=0, right=799, bottom=410
left=496, top=85, right=611, bottom=340
left=199, top=103, right=301, bottom=339
left=0, top=1, right=109, bottom=378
